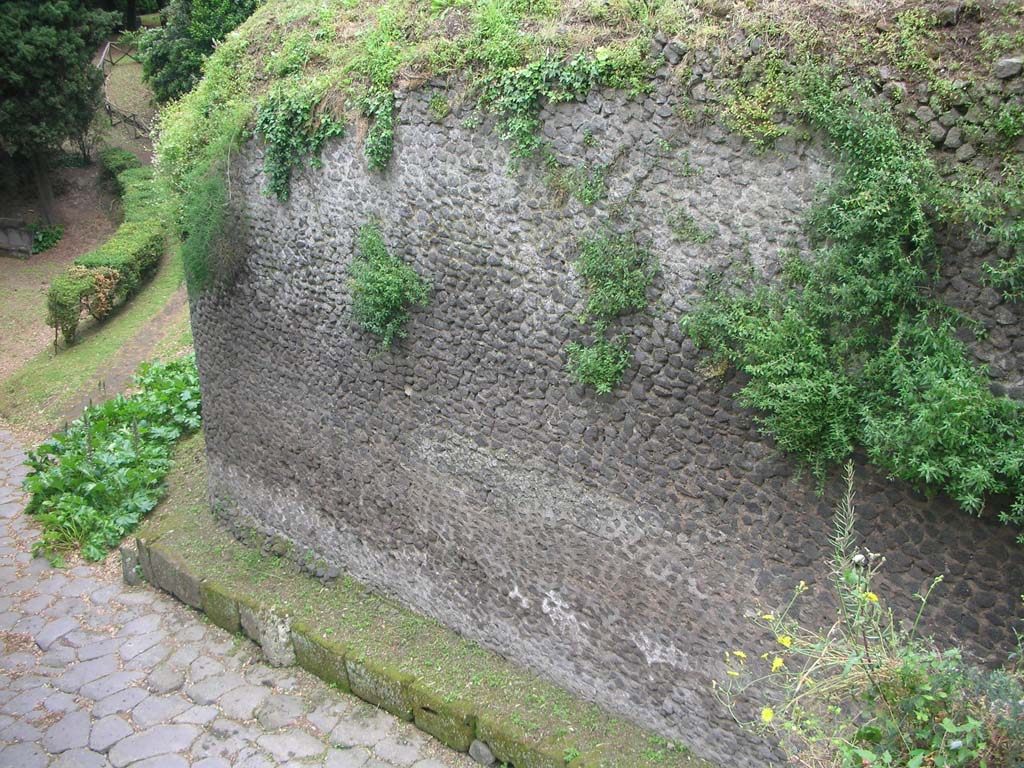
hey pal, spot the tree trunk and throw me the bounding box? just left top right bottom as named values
left=29, top=151, right=59, bottom=225
left=125, top=0, right=138, bottom=30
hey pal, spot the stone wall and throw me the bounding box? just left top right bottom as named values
left=190, top=84, right=1024, bottom=766
left=0, top=218, right=31, bottom=258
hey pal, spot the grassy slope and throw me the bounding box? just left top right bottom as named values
left=144, top=434, right=708, bottom=767
left=0, top=250, right=188, bottom=437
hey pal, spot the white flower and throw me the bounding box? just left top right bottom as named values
left=949, top=740, right=963, bottom=750
left=852, top=553, right=865, bottom=565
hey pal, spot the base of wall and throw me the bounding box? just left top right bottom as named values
left=127, top=434, right=719, bottom=768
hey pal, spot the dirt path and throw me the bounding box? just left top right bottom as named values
left=0, top=165, right=119, bottom=382
left=63, top=285, right=191, bottom=425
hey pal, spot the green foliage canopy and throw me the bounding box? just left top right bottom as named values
left=0, top=1, right=117, bottom=156
left=139, top=0, right=257, bottom=102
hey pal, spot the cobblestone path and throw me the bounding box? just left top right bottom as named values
left=0, top=429, right=474, bottom=768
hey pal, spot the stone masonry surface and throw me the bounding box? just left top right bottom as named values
left=191, top=84, right=1024, bottom=766
left=0, top=428, right=474, bottom=768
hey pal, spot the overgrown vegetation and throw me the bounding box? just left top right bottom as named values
left=24, top=357, right=201, bottom=564
left=349, top=222, right=430, bottom=349
left=718, top=467, right=1024, bottom=767
left=682, top=71, right=1024, bottom=537
left=46, top=150, right=165, bottom=344
left=139, top=0, right=258, bottom=102
left=29, top=223, right=64, bottom=254
left=254, top=77, right=345, bottom=199
left=567, top=233, right=658, bottom=394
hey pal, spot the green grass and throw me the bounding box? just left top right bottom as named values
left=0, top=250, right=185, bottom=435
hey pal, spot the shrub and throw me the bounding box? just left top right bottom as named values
left=566, top=232, right=657, bottom=394
left=23, top=356, right=202, bottom=564
left=97, top=147, right=141, bottom=190
left=682, top=75, right=1024, bottom=535
left=28, top=223, right=64, bottom=253
left=717, top=467, right=1024, bottom=768
left=139, top=0, right=258, bottom=103
left=349, top=223, right=430, bottom=349
left=45, top=159, right=164, bottom=345
left=565, top=327, right=631, bottom=394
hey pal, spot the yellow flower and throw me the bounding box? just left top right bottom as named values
left=771, top=656, right=785, bottom=672
left=777, top=635, right=792, bottom=648
left=761, top=707, right=775, bottom=723
left=863, top=591, right=879, bottom=603
left=761, top=613, right=775, bottom=621
left=727, top=670, right=740, bottom=678
left=732, top=650, right=747, bottom=660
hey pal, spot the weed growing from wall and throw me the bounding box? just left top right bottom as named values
left=255, top=77, right=346, bottom=200
left=566, top=233, right=658, bottom=394
left=682, top=73, right=1024, bottom=537
left=349, top=222, right=430, bottom=349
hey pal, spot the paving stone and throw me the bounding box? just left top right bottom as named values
left=173, top=705, right=219, bottom=725
left=257, top=730, right=327, bottom=761
left=42, top=709, right=91, bottom=753
left=193, top=759, right=232, bottom=768
left=2, top=685, right=51, bottom=715
left=0, top=741, right=48, bottom=768
left=92, top=687, right=150, bottom=718
left=189, top=656, right=225, bottom=683
left=81, top=670, right=144, bottom=700
left=56, top=654, right=120, bottom=693
left=117, top=614, right=163, bottom=638
left=411, top=761, right=450, bottom=768
left=256, top=693, right=307, bottom=730
left=220, top=684, right=272, bottom=720
left=108, top=724, right=201, bottom=767
left=374, top=733, right=427, bottom=766
left=43, top=690, right=79, bottom=713
left=119, top=631, right=166, bottom=661
left=79, top=638, right=125, bottom=662
left=34, top=615, right=80, bottom=650
left=325, top=747, right=372, bottom=768
left=39, top=644, right=78, bottom=668
left=330, top=712, right=396, bottom=748
left=50, top=748, right=112, bottom=768
left=186, top=672, right=246, bottom=705
left=132, top=694, right=192, bottom=728
left=0, top=717, right=42, bottom=742
left=147, top=664, right=186, bottom=694
left=90, top=715, right=135, bottom=753
left=131, top=755, right=190, bottom=768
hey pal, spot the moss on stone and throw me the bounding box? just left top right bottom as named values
left=291, top=622, right=350, bottom=693
left=200, top=580, right=241, bottom=634
left=345, top=655, right=415, bottom=721
left=409, top=679, right=476, bottom=752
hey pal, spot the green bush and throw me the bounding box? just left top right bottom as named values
left=565, top=328, right=631, bottom=394
left=349, top=223, right=430, bottom=349
left=682, top=75, right=1024, bottom=536
left=45, top=160, right=164, bottom=345
left=28, top=223, right=64, bottom=253
left=717, top=468, right=1024, bottom=768
left=23, top=357, right=201, bottom=564
left=139, top=0, right=258, bottom=103
left=566, top=232, right=657, bottom=393
left=97, top=146, right=141, bottom=190
left=254, top=77, right=345, bottom=200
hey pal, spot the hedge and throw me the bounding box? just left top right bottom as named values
left=46, top=150, right=166, bottom=345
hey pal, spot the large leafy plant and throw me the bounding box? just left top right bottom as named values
left=23, top=357, right=201, bottom=563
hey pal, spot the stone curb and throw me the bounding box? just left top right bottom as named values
left=122, top=535, right=713, bottom=768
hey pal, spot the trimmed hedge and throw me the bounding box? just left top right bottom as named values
left=46, top=151, right=166, bottom=345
